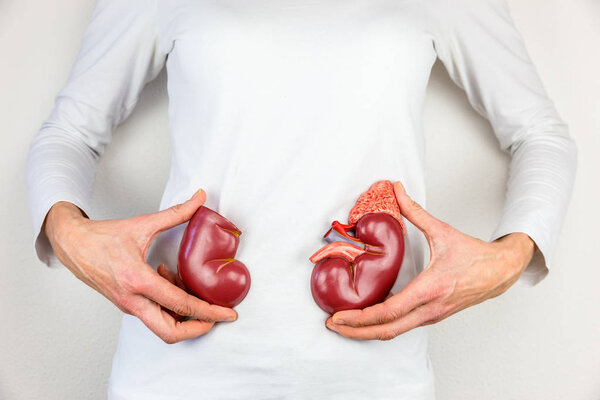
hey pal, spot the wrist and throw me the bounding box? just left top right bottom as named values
left=44, top=202, right=88, bottom=244
left=492, top=232, right=535, bottom=276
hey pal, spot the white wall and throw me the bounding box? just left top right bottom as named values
left=0, top=1, right=598, bottom=399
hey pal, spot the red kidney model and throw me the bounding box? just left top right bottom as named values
left=177, top=206, right=250, bottom=308
left=309, top=180, right=406, bottom=314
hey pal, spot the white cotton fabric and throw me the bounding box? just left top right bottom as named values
left=26, top=0, right=577, bottom=398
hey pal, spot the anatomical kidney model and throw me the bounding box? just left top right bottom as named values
left=309, top=180, right=406, bottom=314
left=178, top=206, right=251, bottom=308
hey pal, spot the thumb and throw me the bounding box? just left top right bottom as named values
left=149, top=188, right=207, bottom=234
left=393, top=181, right=442, bottom=237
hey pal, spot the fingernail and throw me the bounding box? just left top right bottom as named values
left=226, top=314, right=237, bottom=322
left=326, top=322, right=339, bottom=332
left=394, top=181, right=406, bottom=194
left=332, top=317, right=345, bottom=325
left=192, top=188, right=204, bottom=198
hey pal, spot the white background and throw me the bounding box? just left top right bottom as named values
left=1, top=1, right=598, bottom=399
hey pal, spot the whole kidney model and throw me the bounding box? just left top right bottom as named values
left=309, top=180, right=406, bottom=314
left=177, top=205, right=250, bottom=308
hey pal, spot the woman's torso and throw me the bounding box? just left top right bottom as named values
left=109, top=1, right=438, bottom=398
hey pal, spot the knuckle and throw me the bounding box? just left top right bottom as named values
left=377, top=330, right=397, bottom=341
left=118, top=307, right=131, bottom=315
left=135, top=308, right=150, bottom=324
left=120, top=270, right=143, bottom=293
left=161, top=332, right=178, bottom=345
left=440, top=280, right=457, bottom=298
left=173, top=300, right=194, bottom=317
left=196, top=325, right=213, bottom=337
left=115, top=293, right=135, bottom=315
left=426, top=280, right=453, bottom=301
left=117, top=302, right=132, bottom=315
left=375, top=307, right=399, bottom=325
left=409, top=199, right=422, bottom=211
left=136, top=278, right=152, bottom=294
left=428, top=304, right=446, bottom=321
left=168, top=203, right=185, bottom=215
left=426, top=284, right=445, bottom=301
left=115, top=301, right=131, bottom=314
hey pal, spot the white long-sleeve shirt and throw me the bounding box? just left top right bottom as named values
left=26, top=0, right=577, bottom=399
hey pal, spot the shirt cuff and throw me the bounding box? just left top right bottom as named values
left=489, top=222, right=550, bottom=287
left=32, top=194, right=91, bottom=269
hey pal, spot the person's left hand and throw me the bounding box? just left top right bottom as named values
left=325, top=181, right=535, bottom=340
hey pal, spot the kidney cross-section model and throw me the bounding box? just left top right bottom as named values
left=309, top=180, right=406, bottom=314
left=177, top=206, right=251, bottom=308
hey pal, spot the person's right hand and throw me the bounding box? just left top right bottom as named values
left=43, top=189, right=238, bottom=344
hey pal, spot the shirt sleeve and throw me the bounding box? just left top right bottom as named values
left=26, top=0, right=168, bottom=268
left=425, top=0, right=578, bottom=285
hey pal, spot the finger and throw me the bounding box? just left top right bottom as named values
left=157, top=264, right=187, bottom=291
left=420, top=298, right=481, bottom=327
left=174, top=269, right=187, bottom=291
left=157, top=264, right=175, bottom=283
left=156, top=265, right=186, bottom=322
left=331, top=277, right=430, bottom=327
left=326, top=302, right=436, bottom=341
left=146, top=188, right=207, bottom=235
left=393, top=181, right=444, bottom=238
left=139, top=267, right=238, bottom=323
left=135, top=296, right=216, bottom=344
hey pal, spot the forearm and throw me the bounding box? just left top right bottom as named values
left=490, top=130, right=577, bottom=285
left=26, top=124, right=99, bottom=267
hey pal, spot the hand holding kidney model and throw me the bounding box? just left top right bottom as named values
left=309, top=180, right=406, bottom=314
left=177, top=206, right=250, bottom=308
